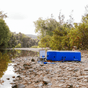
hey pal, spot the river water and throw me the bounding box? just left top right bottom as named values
left=0, top=63, right=18, bottom=88
left=0, top=50, right=37, bottom=88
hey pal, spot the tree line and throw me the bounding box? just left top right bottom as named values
left=0, top=11, right=38, bottom=48
left=0, top=5, right=88, bottom=50
left=34, top=6, right=88, bottom=50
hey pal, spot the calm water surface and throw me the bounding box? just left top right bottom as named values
left=0, top=50, right=37, bottom=88
left=0, top=63, right=18, bottom=88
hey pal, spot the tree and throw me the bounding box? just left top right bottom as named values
left=78, top=22, right=88, bottom=49
left=38, top=35, right=51, bottom=48
left=34, top=17, right=60, bottom=39
left=0, top=11, right=7, bottom=19
left=58, top=10, right=65, bottom=25
left=50, top=26, right=68, bottom=50
left=0, top=19, right=11, bottom=48
left=0, top=11, right=11, bottom=48
left=82, top=14, right=88, bottom=23
left=15, top=43, right=21, bottom=48
left=8, top=32, right=16, bottom=47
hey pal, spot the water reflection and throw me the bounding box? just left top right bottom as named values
left=0, top=52, right=10, bottom=78
left=0, top=63, right=18, bottom=88
left=0, top=51, right=15, bottom=88
left=0, top=50, right=38, bottom=88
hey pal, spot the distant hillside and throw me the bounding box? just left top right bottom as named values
left=25, top=34, right=37, bottom=39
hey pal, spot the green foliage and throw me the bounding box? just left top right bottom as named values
left=49, top=25, right=69, bottom=50
left=31, top=45, right=39, bottom=48
left=68, top=28, right=81, bottom=49
left=38, top=35, right=51, bottom=48
left=34, top=17, right=60, bottom=39
left=78, top=22, right=88, bottom=49
left=35, top=13, right=88, bottom=50
left=15, top=43, right=21, bottom=48
left=8, top=32, right=39, bottom=48
left=82, top=14, right=88, bottom=23
left=0, top=19, right=11, bottom=48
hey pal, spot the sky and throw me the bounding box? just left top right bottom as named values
left=0, top=0, right=88, bottom=35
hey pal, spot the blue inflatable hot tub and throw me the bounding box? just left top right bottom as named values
left=47, top=51, right=81, bottom=61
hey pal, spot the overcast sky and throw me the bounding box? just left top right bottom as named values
left=0, top=0, right=88, bottom=35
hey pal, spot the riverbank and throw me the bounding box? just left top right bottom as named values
left=10, top=50, right=88, bottom=88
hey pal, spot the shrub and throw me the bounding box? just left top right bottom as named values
left=15, top=43, right=21, bottom=48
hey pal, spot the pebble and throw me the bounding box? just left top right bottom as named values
left=11, top=52, right=88, bottom=88
left=84, top=68, right=88, bottom=71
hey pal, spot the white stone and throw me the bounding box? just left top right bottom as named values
left=84, top=68, right=88, bottom=71
left=59, top=84, right=63, bottom=87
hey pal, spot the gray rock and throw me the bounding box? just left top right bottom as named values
left=60, top=80, right=65, bottom=82
left=17, top=84, right=25, bottom=88
left=12, top=59, right=15, bottom=62
left=58, top=84, right=63, bottom=87
left=43, top=77, right=50, bottom=85
left=12, top=84, right=25, bottom=88
left=47, top=83, right=52, bottom=86
left=74, top=68, right=79, bottom=72
left=76, top=85, right=79, bottom=87
left=38, top=83, right=43, bottom=87
left=84, top=79, right=88, bottom=82
left=12, top=84, right=17, bottom=88
left=29, top=69, right=33, bottom=72
left=68, top=84, right=73, bottom=88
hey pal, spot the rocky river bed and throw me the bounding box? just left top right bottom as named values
left=10, top=50, right=88, bottom=88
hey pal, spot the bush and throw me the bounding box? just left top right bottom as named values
left=15, top=43, right=21, bottom=48
left=31, top=45, right=39, bottom=48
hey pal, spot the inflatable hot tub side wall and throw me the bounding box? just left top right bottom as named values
left=47, top=51, right=81, bottom=61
